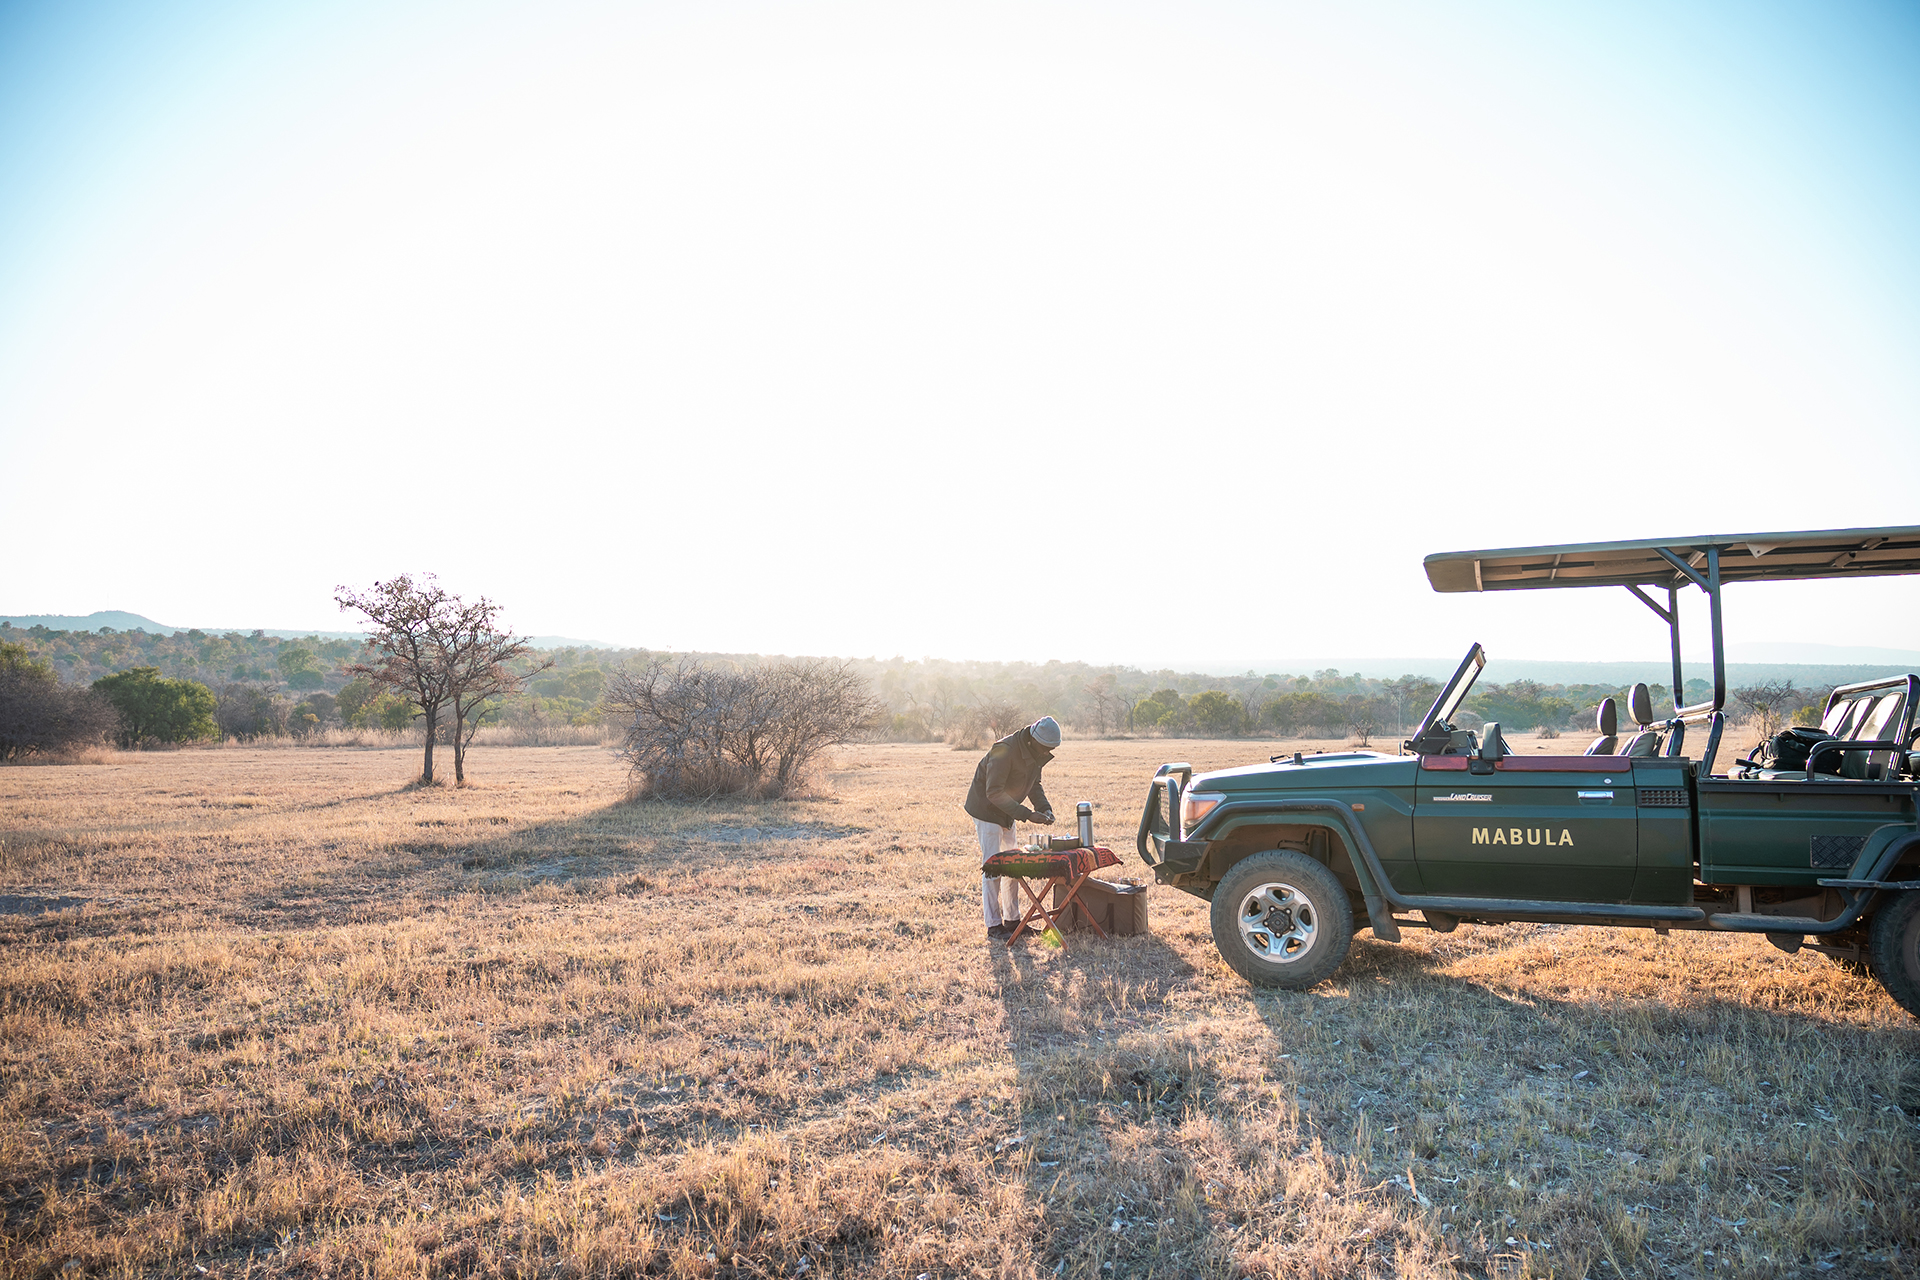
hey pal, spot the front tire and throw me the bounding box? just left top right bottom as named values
left=1210, top=850, right=1354, bottom=989
left=1867, top=892, right=1920, bottom=1019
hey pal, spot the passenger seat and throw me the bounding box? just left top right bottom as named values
left=1585, top=698, right=1620, bottom=755
left=1623, top=683, right=1661, bottom=756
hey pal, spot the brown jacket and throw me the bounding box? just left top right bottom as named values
left=963, top=727, right=1053, bottom=828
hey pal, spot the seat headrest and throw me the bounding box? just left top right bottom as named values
left=1595, top=697, right=1617, bottom=737
left=1628, top=682, right=1654, bottom=727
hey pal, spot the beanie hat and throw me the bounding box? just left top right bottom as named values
left=1029, top=716, right=1061, bottom=748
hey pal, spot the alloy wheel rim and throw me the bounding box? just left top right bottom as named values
left=1237, top=881, right=1317, bottom=963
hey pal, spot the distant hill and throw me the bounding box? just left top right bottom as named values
left=6, top=612, right=1909, bottom=689
left=0, top=611, right=616, bottom=649
left=1, top=610, right=181, bottom=633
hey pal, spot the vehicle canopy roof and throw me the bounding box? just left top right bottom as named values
left=1424, top=526, right=1920, bottom=594
left=1420, top=527, right=1920, bottom=772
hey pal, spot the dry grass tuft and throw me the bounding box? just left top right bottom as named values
left=0, top=736, right=1914, bottom=1278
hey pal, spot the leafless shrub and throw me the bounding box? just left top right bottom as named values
left=0, top=674, right=119, bottom=761
left=607, top=657, right=883, bottom=800
left=1733, top=678, right=1798, bottom=738
left=945, top=698, right=1026, bottom=750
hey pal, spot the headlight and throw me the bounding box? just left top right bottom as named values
left=1181, top=791, right=1225, bottom=836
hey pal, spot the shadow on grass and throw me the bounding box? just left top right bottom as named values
left=976, top=907, right=1919, bottom=1278
left=11, top=793, right=879, bottom=939
left=1229, top=926, right=1920, bottom=1278
left=978, top=902, right=1232, bottom=1276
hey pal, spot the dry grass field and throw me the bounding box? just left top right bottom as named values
left=2, top=736, right=1916, bottom=1280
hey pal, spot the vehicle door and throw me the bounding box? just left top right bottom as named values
left=1413, top=755, right=1637, bottom=901
left=1698, top=778, right=1916, bottom=885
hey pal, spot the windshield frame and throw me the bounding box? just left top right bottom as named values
left=1413, top=643, right=1487, bottom=739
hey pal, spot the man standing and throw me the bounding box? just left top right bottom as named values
left=964, top=716, right=1061, bottom=940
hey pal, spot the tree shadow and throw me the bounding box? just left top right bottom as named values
left=74, top=792, right=880, bottom=936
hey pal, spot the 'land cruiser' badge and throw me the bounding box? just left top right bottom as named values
left=1432, top=793, right=1492, bottom=802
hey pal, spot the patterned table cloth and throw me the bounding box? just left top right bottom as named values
left=981, top=844, right=1122, bottom=881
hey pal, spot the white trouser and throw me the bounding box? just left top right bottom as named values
left=978, top=818, right=1022, bottom=927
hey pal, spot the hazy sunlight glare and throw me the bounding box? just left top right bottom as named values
left=2, top=0, right=1915, bottom=665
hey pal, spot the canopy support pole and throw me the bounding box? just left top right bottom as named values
left=1668, top=584, right=1684, bottom=710
left=1625, top=583, right=1687, bottom=713
left=1655, top=547, right=1727, bottom=716
left=1706, top=547, right=1725, bottom=713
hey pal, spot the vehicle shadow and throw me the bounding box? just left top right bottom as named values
left=1226, top=926, right=1920, bottom=1277
left=978, top=910, right=1920, bottom=1278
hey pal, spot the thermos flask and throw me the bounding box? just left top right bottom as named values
left=1077, top=801, right=1093, bottom=849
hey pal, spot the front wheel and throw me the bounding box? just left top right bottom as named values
left=1867, top=892, right=1920, bottom=1019
left=1209, top=850, right=1354, bottom=989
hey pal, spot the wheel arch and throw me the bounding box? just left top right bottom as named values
left=1203, top=819, right=1357, bottom=887
left=1196, top=809, right=1398, bottom=938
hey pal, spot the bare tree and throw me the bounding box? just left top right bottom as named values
left=440, top=596, right=552, bottom=784
left=1237, top=687, right=1263, bottom=735
left=1383, top=676, right=1442, bottom=735
left=1082, top=674, right=1118, bottom=735
left=336, top=574, right=453, bottom=784
left=922, top=676, right=967, bottom=738
left=1733, top=679, right=1798, bottom=740
left=1344, top=693, right=1381, bottom=747
left=1082, top=673, right=1138, bottom=738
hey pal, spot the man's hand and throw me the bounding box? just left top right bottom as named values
left=1034, top=809, right=1055, bottom=825
left=1009, top=805, right=1039, bottom=823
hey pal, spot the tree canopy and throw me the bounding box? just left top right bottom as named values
left=91, top=667, right=217, bottom=746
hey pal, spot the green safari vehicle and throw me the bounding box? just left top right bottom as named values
left=1136, top=526, right=1920, bottom=1016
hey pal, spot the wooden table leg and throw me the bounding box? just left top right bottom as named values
left=1054, top=870, right=1110, bottom=940
left=1007, top=876, right=1063, bottom=945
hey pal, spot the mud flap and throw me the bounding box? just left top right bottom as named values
left=1363, top=895, right=1401, bottom=942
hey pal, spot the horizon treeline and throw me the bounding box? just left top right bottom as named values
left=3, top=622, right=1838, bottom=745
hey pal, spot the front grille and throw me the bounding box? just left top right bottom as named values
left=1810, top=835, right=1866, bottom=870
left=1640, top=788, right=1688, bottom=807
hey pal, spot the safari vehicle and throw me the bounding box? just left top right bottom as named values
left=1136, top=527, right=1920, bottom=1016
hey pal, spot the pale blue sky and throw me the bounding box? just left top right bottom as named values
left=2, top=0, right=1916, bottom=666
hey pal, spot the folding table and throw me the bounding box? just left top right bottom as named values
left=981, top=844, right=1123, bottom=946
